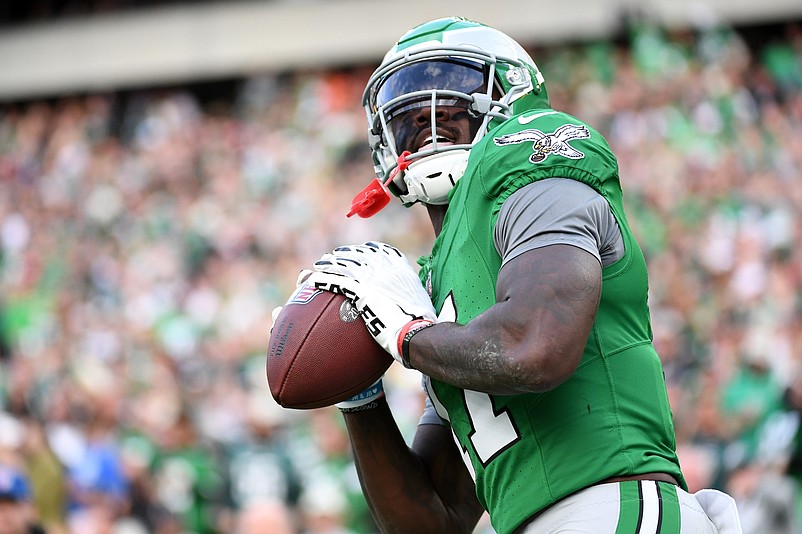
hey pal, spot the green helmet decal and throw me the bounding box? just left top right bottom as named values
left=395, top=17, right=484, bottom=51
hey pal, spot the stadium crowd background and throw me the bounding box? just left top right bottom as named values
left=1, top=3, right=802, bottom=534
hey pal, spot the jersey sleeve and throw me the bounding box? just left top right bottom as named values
left=418, top=395, right=448, bottom=426
left=493, top=177, right=624, bottom=268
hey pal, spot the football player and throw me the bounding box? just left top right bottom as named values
left=304, top=17, right=742, bottom=534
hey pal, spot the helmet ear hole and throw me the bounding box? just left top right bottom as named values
left=505, top=66, right=530, bottom=87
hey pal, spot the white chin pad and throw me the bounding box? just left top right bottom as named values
left=397, top=150, right=470, bottom=205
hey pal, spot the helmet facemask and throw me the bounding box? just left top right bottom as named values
left=374, top=60, right=495, bottom=203
left=349, top=18, right=548, bottom=217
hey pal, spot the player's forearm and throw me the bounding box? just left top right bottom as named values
left=341, top=399, right=471, bottom=533
left=408, top=246, right=599, bottom=395
left=406, top=319, right=541, bottom=395
left=406, top=303, right=585, bottom=396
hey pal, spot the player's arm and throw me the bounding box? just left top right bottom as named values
left=409, top=179, right=610, bottom=395
left=342, top=400, right=484, bottom=533
left=306, top=244, right=482, bottom=531
left=408, top=243, right=601, bottom=395
left=307, top=182, right=608, bottom=395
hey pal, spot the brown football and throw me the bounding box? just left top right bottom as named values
left=267, top=284, right=391, bottom=409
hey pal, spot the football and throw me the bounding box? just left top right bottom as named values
left=267, top=284, right=392, bottom=409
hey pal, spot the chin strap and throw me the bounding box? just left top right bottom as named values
left=347, top=152, right=411, bottom=218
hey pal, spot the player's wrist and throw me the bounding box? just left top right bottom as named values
left=335, top=379, right=385, bottom=412
left=338, top=398, right=385, bottom=414
left=396, top=319, right=436, bottom=369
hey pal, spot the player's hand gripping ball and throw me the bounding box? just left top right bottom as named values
left=267, top=282, right=392, bottom=410
left=306, top=241, right=437, bottom=364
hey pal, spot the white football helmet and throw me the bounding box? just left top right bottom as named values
left=361, top=17, right=549, bottom=208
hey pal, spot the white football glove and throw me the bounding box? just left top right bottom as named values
left=306, top=241, right=437, bottom=367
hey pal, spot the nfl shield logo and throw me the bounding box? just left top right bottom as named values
left=290, top=284, right=321, bottom=304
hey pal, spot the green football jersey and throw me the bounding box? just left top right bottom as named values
left=419, top=109, right=685, bottom=534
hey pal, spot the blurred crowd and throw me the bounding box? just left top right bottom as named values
left=0, top=18, right=800, bottom=534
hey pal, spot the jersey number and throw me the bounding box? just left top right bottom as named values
left=464, top=390, right=521, bottom=467
left=434, top=292, right=521, bottom=469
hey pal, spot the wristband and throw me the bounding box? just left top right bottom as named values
left=338, top=400, right=382, bottom=414
left=397, top=319, right=436, bottom=369
left=335, top=379, right=384, bottom=411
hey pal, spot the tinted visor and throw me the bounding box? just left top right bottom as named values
left=374, top=60, right=488, bottom=154
left=374, top=59, right=488, bottom=109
